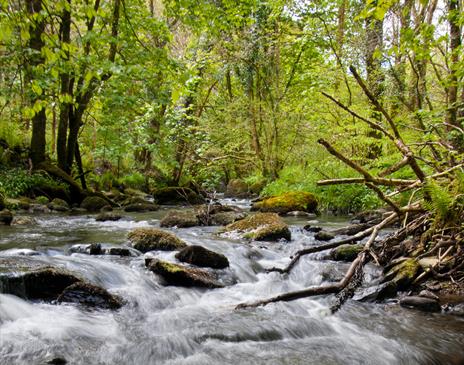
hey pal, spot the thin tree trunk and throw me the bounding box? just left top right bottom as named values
left=57, top=0, right=72, bottom=170
left=26, top=0, right=47, bottom=167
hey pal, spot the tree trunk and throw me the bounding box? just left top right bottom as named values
left=57, top=0, right=72, bottom=170
left=26, top=0, right=47, bottom=167
left=446, top=0, right=461, bottom=132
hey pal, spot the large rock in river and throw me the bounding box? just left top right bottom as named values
left=175, top=245, right=229, bottom=269
left=160, top=210, right=199, bottom=228
left=223, top=213, right=291, bottom=241
left=57, top=282, right=122, bottom=309
left=80, top=196, right=109, bottom=212
left=128, top=227, right=187, bottom=252
left=0, top=257, right=122, bottom=309
left=0, top=257, right=80, bottom=300
left=146, top=258, right=223, bottom=288
left=153, top=187, right=205, bottom=205
left=251, top=191, right=317, bottom=215
left=330, top=244, right=363, bottom=261
left=0, top=209, right=13, bottom=225
left=123, top=202, right=158, bottom=212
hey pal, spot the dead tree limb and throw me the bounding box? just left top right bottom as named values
left=349, top=66, right=427, bottom=182
left=317, top=177, right=416, bottom=187
left=267, top=212, right=398, bottom=274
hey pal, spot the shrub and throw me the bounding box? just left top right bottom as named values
left=0, top=168, right=68, bottom=198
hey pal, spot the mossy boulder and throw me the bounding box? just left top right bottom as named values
left=0, top=257, right=80, bottom=300
left=0, top=209, right=13, bottom=226
left=331, top=244, right=363, bottom=261
left=160, top=210, right=199, bottom=228
left=315, top=230, right=335, bottom=241
left=48, top=198, right=69, bottom=212
left=223, top=213, right=291, bottom=241
left=95, top=212, right=122, bottom=222
left=35, top=195, right=50, bottom=205
left=146, top=258, right=223, bottom=288
left=210, top=211, right=247, bottom=226
left=384, top=258, right=421, bottom=290
left=12, top=216, right=37, bottom=225
left=123, top=202, right=158, bottom=212
left=225, top=179, right=249, bottom=198
left=57, top=282, right=122, bottom=309
left=175, top=245, right=229, bottom=269
left=0, top=256, right=123, bottom=310
left=251, top=191, right=318, bottom=215
left=80, top=196, right=108, bottom=212
left=153, top=187, right=205, bottom=205
left=128, top=227, right=187, bottom=252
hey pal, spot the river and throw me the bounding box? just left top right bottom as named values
left=1, top=199, right=464, bottom=364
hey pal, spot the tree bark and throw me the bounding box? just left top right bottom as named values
left=26, top=0, right=47, bottom=167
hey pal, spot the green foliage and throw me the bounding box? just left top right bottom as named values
left=261, top=163, right=381, bottom=213
left=0, top=168, right=68, bottom=198
left=119, top=172, right=147, bottom=191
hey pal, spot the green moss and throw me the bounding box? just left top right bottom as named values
left=223, top=213, right=291, bottom=241
left=385, top=258, right=421, bottom=290
left=331, top=244, right=363, bottom=261
left=128, top=227, right=187, bottom=252
left=252, top=191, right=318, bottom=214
left=80, top=196, right=108, bottom=212
left=158, top=260, right=183, bottom=273
left=35, top=196, right=50, bottom=204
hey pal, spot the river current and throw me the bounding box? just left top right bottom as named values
left=1, top=199, right=464, bottom=364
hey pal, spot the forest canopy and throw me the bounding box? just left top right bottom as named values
left=0, top=0, right=463, bottom=213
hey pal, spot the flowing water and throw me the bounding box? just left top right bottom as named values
left=1, top=202, right=464, bottom=365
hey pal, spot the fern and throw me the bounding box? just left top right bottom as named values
left=423, top=182, right=454, bottom=222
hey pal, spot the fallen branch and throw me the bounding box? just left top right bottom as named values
left=236, top=223, right=382, bottom=309
left=267, top=212, right=398, bottom=274
left=317, top=177, right=416, bottom=187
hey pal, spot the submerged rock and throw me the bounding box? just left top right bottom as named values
left=128, top=227, right=187, bottom=252
left=330, top=244, right=363, bottom=261
left=69, top=243, right=140, bottom=257
left=95, top=212, right=122, bottom=222
left=222, top=213, right=291, bottom=241
left=0, top=209, right=13, bottom=225
left=251, top=191, right=318, bottom=215
left=400, top=296, right=441, bottom=312
left=57, top=282, right=122, bottom=309
left=153, top=187, right=205, bottom=205
left=160, top=210, right=199, bottom=228
left=175, top=245, right=229, bottom=269
left=146, top=258, right=223, bottom=288
left=80, top=196, right=109, bottom=212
